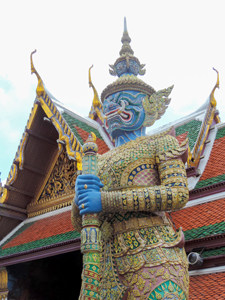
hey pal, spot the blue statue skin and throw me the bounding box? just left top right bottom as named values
left=75, top=174, right=103, bottom=215
left=103, top=91, right=146, bottom=140
left=75, top=90, right=147, bottom=215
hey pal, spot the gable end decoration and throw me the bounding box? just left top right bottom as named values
left=30, top=50, right=83, bottom=171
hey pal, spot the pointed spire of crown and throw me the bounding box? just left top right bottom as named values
left=119, top=17, right=134, bottom=56
left=101, top=18, right=155, bottom=102
left=109, top=18, right=146, bottom=78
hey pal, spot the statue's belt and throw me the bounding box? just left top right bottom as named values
left=108, top=185, right=149, bottom=191
left=112, top=215, right=171, bottom=234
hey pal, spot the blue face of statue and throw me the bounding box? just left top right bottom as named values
left=103, top=90, right=146, bottom=139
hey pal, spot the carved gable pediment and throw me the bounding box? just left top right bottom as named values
left=27, top=147, right=77, bottom=217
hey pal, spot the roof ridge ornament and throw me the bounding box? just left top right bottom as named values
left=30, top=50, right=83, bottom=170
left=188, top=68, right=220, bottom=168
left=210, top=68, right=219, bottom=107
left=88, top=65, right=104, bottom=122
left=30, top=50, right=45, bottom=97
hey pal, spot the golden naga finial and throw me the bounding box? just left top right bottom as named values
left=90, top=132, right=97, bottom=142
left=188, top=68, right=220, bottom=167
left=88, top=66, right=104, bottom=122
left=210, top=68, right=219, bottom=107
left=30, top=50, right=45, bottom=97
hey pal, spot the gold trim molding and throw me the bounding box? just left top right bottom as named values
left=0, top=103, right=39, bottom=204
left=0, top=267, right=8, bottom=300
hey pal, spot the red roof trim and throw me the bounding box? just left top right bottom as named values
left=189, top=181, right=225, bottom=200
left=185, top=233, right=225, bottom=252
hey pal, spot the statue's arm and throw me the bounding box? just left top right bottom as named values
left=71, top=173, right=104, bottom=228
left=71, top=200, right=82, bottom=232
left=73, top=135, right=189, bottom=215
left=101, top=157, right=188, bottom=213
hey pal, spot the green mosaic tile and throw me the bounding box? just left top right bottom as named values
left=195, top=174, right=225, bottom=189
left=0, top=230, right=80, bottom=257
left=216, top=126, right=225, bottom=140
left=184, top=221, right=225, bottom=241
left=62, top=112, right=102, bottom=144
left=175, top=120, right=202, bottom=150
left=202, top=247, right=225, bottom=258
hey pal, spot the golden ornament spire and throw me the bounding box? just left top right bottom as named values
left=189, top=68, right=220, bottom=167
left=210, top=68, right=219, bottom=107
left=30, top=50, right=45, bottom=97
left=88, top=65, right=104, bottom=122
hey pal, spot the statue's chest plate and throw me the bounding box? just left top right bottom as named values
left=98, top=137, right=160, bottom=190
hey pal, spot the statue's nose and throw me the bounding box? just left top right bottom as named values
left=109, top=103, right=118, bottom=110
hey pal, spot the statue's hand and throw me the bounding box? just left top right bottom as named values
left=75, top=174, right=104, bottom=215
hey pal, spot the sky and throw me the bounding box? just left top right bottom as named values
left=0, top=0, right=224, bottom=181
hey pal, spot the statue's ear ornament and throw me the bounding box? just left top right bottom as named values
left=143, top=85, right=174, bottom=127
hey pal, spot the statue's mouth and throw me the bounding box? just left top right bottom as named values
left=104, top=101, right=132, bottom=128
left=105, top=108, right=131, bottom=120
left=105, top=108, right=131, bottom=129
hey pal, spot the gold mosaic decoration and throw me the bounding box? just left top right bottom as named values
left=99, top=134, right=189, bottom=213
left=39, top=149, right=77, bottom=200
left=27, top=148, right=77, bottom=217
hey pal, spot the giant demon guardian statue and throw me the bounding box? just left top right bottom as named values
left=72, top=18, right=189, bottom=300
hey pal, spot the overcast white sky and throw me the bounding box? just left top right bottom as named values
left=0, top=0, right=224, bottom=181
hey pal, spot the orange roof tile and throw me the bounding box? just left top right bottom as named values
left=176, top=132, right=188, bottom=145
left=170, top=198, right=225, bottom=231
left=74, top=125, right=109, bottom=155
left=189, top=272, right=225, bottom=299
left=200, top=135, right=225, bottom=181
left=3, top=211, right=74, bottom=249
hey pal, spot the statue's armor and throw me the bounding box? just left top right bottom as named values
left=97, top=134, right=189, bottom=299
left=72, top=132, right=189, bottom=299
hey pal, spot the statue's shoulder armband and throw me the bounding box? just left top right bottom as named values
left=155, top=133, right=188, bottom=163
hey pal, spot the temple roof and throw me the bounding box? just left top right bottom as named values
left=0, top=55, right=111, bottom=237
left=195, top=126, right=225, bottom=189
left=171, top=198, right=225, bottom=234
left=175, top=119, right=202, bottom=151
left=171, top=197, right=225, bottom=257
left=0, top=20, right=224, bottom=298
left=61, top=109, right=111, bottom=154
left=0, top=208, right=80, bottom=265
left=189, top=272, right=225, bottom=299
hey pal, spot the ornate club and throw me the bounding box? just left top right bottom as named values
left=79, top=133, right=101, bottom=300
